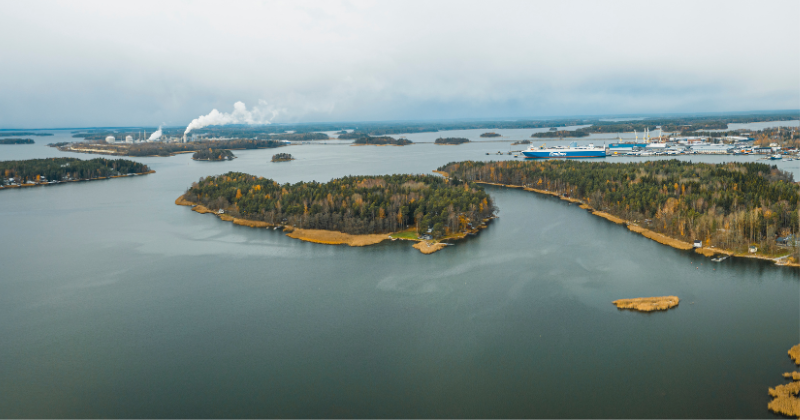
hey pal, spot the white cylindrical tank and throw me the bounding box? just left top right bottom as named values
left=105, top=136, right=115, bottom=143
left=125, top=135, right=134, bottom=143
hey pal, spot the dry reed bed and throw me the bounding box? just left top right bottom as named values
left=612, top=296, right=680, bottom=312
left=767, top=344, right=800, bottom=418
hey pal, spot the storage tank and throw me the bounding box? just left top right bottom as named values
left=125, top=135, right=134, bottom=143
left=105, top=136, right=115, bottom=143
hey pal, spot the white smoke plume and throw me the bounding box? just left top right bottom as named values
left=147, top=126, right=163, bottom=141
left=184, top=101, right=281, bottom=136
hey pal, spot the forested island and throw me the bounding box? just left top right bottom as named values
left=1, top=157, right=152, bottom=188
left=177, top=172, right=496, bottom=253
left=435, top=137, right=470, bottom=145
left=0, top=138, right=34, bottom=145
left=531, top=130, right=590, bottom=138
left=272, top=153, right=294, bottom=162
left=193, top=149, right=235, bottom=161
left=352, top=136, right=413, bottom=146
left=480, top=132, right=501, bottom=138
left=438, top=160, right=800, bottom=264
left=511, top=140, right=531, bottom=146
left=0, top=132, right=53, bottom=137
left=57, top=139, right=285, bottom=157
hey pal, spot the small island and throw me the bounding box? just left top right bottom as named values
left=1, top=157, right=153, bottom=189
left=352, top=136, right=413, bottom=146
left=177, top=172, right=496, bottom=254
left=193, top=148, right=235, bottom=161
left=272, top=153, right=294, bottom=162
left=511, top=139, right=531, bottom=145
left=0, top=132, right=53, bottom=137
left=613, top=296, right=679, bottom=312
left=0, top=138, right=35, bottom=145
left=480, top=132, right=501, bottom=138
left=434, top=137, right=470, bottom=145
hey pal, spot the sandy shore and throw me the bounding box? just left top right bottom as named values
left=412, top=241, right=448, bottom=254
left=613, top=296, right=680, bottom=312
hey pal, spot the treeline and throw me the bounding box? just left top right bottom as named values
left=531, top=130, right=590, bottom=138
left=353, top=136, right=413, bottom=145
left=1, top=158, right=150, bottom=185
left=0, top=132, right=53, bottom=137
left=439, top=160, right=800, bottom=256
left=60, top=139, right=285, bottom=157
left=183, top=172, right=496, bottom=238
left=435, top=137, right=470, bottom=145
left=0, top=138, right=34, bottom=144
left=193, top=149, right=235, bottom=161
left=268, top=132, right=328, bottom=141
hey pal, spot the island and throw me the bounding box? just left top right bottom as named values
left=176, top=172, right=496, bottom=254
left=511, top=140, right=531, bottom=146
left=0, top=132, right=53, bottom=137
left=437, top=160, right=800, bottom=266
left=1, top=157, right=152, bottom=189
left=480, top=132, right=501, bottom=138
left=434, top=137, right=470, bottom=145
left=193, top=148, right=235, bottom=161
left=352, top=136, right=413, bottom=146
left=613, top=296, right=679, bottom=312
left=56, top=139, right=285, bottom=157
left=272, top=153, right=294, bottom=162
left=0, top=138, right=34, bottom=145
left=531, top=130, right=590, bottom=138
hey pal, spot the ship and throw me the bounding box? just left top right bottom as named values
left=522, top=142, right=606, bottom=159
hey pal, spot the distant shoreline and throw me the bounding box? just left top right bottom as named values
left=0, top=170, right=155, bottom=191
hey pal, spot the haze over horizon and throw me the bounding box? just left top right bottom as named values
left=1, top=0, right=798, bottom=129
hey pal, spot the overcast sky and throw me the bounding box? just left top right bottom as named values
left=1, top=0, right=798, bottom=128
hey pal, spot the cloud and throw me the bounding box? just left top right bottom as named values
left=0, top=0, right=797, bottom=128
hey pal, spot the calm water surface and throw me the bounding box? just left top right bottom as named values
left=0, top=134, right=798, bottom=418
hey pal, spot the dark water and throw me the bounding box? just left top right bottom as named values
left=0, top=135, right=798, bottom=418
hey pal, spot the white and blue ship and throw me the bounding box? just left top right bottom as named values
left=522, top=142, right=606, bottom=159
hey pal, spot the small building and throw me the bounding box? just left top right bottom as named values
left=693, top=240, right=702, bottom=248
left=218, top=209, right=225, bottom=214
left=748, top=245, right=758, bottom=253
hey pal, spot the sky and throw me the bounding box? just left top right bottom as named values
left=0, top=0, right=798, bottom=128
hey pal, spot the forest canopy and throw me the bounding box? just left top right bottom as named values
left=193, top=149, right=235, bottom=161
left=435, top=137, right=470, bottom=145
left=353, top=136, right=413, bottom=145
left=182, top=172, right=496, bottom=238
left=1, top=157, right=150, bottom=185
left=438, top=159, right=800, bottom=255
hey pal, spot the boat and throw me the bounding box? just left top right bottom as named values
left=769, top=154, right=782, bottom=160
left=522, top=142, right=606, bottom=159
left=711, top=255, right=729, bottom=262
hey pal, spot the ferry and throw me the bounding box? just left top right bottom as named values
left=522, top=142, right=606, bottom=159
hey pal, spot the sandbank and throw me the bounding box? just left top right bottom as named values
left=285, top=228, right=390, bottom=246
left=612, top=296, right=679, bottom=312
left=412, top=241, right=448, bottom=254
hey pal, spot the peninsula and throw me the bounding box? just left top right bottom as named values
left=437, top=160, right=800, bottom=266
left=177, top=172, right=496, bottom=253
left=56, top=139, right=284, bottom=157
left=1, top=157, right=152, bottom=189
left=193, top=148, right=235, bottom=161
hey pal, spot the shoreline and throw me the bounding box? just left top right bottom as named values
left=471, top=180, right=798, bottom=268
left=175, top=195, right=478, bottom=254
left=0, top=170, right=155, bottom=191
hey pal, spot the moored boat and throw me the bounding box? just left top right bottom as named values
left=522, top=142, right=606, bottom=159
